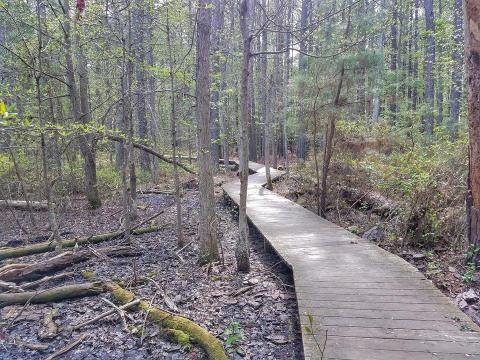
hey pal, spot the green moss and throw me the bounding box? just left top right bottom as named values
left=81, top=271, right=95, bottom=280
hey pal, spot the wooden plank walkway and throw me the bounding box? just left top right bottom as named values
left=223, top=162, right=480, bottom=360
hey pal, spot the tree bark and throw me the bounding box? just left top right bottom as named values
left=423, top=0, right=436, bottom=136
left=133, top=0, right=150, bottom=171
left=236, top=0, right=253, bottom=272
left=296, top=0, right=311, bottom=162
left=465, top=0, right=480, bottom=262
left=196, top=0, right=219, bottom=263
left=449, top=0, right=463, bottom=138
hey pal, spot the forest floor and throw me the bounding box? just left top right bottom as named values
left=274, top=171, right=480, bottom=327
left=0, top=174, right=302, bottom=360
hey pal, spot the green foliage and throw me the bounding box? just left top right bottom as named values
left=462, top=262, right=476, bottom=284
left=222, top=321, right=246, bottom=356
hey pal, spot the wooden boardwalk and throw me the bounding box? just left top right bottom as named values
left=223, top=162, right=480, bottom=360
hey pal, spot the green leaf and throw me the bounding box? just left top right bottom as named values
left=0, top=101, right=6, bottom=117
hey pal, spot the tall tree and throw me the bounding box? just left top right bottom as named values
left=237, top=0, right=253, bottom=272
left=449, top=0, right=463, bottom=138
left=465, top=0, right=480, bottom=262
left=388, top=0, right=398, bottom=123
left=196, top=0, right=219, bottom=263
left=133, top=0, right=150, bottom=171
left=296, top=0, right=311, bottom=162
left=423, top=0, right=435, bottom=136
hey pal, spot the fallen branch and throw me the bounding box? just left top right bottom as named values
left=105, top=282, right=228, bottom=360
left=0, top=246, right=140, bottom=283
left=72, top=299, right=140, bottom=330
left=44, top=333, right=87, bottom=360
left=15, top=337, right=49, bottom=351
left=0, top=225, right=163, bottom=261
left=0, top=282, right=102, bottom=307
left=341, top=187, right=397, bottom=217
left=22, top=272, right=74, bottom=290
left=105, top=134, right=196, bottom=174
left=0, top=199, right=48, bottom=211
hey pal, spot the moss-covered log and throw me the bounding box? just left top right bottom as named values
left=0, top=226, right=162, bottom=261
left=0, top=282, right=102, bottom=307
left=105, top=282, right=228, bottom=360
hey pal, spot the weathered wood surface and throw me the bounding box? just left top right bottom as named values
left=223, top=162, right=480, bottom=359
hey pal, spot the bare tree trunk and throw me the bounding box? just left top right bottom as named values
left=133, top=0, right=150, bottom=172
left=465, top=0, right=480, bottom=263
left=296, top=0, right=311, bottom=162
left=196, top=0, right=219, bottom=263
left=75, top=20, right=101, bottom=208
left=36, top=0, right=59, bottom=248
left=210, top=0, right=225, bottom=170
left=449, top=0, right=463, bottom=139
left=389, top=0, right=398, bottom=124
left=423, top=0, right=436, bottom=136
left=166, top=8, right=184, bottom=248
left=412, top=0, right=419, bottom=111
left=260, top=0, right=272, bottom=190
left=61, top=0, right=100, bottom=208
left=237, top=0, right=252, bottom=272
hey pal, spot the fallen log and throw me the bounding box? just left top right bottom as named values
left=0, top=282, right=102, bottom=307
left=2, top=281, right=228, bottom=360
left=0, top=225, right=163, bottom=261
left=341, top=187, right=398, bottom=217
left=0, top=246, right=140, bottom=283
left=0, top=200, right=48, bottom=211
left=105, top=282, right=228, bottom=360
left=105, top=134, right=196, bottom=175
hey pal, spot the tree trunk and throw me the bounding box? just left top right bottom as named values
left=76, top=20, right=101, bottom=208
left=133, top=0, right=150, bottom=171
left=449, top=0, right=463, bottom=138
left=210, top=0, right=225, bottom=170
left=166, top=8, right=184, bottom=248
left=389, top=0, right=398, bottom=123
left=196, top=0, right=219, bottom=263
left=296, top=0, right=311, bottom=162
left=423, top=0, right=436, bottom=136
left=465, top=0, right=480, bottom=262
left=237, top=0, right=252, bottom=272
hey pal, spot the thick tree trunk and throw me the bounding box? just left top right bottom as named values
left=196, top=0, right=219, bottom=263
left=465, top=0, right=480, bottom=263
left=449, top=0, right=463, bottom=138
left=423, top=0, right=436, bottom=136
left=76, top=21, right=101, bottom=208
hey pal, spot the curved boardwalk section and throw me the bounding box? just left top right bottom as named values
left=223, top=162, right=480, bottom=360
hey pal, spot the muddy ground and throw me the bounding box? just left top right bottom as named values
left=0, top=178, right=302, bottom=359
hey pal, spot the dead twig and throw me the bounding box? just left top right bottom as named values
left=72, top=299, right=140, bottom=330
left=43, top=333, right=87, bottom=360
left=175, top=240, right=194, bottom=262
left=15, top=337, right=49, bottom=351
